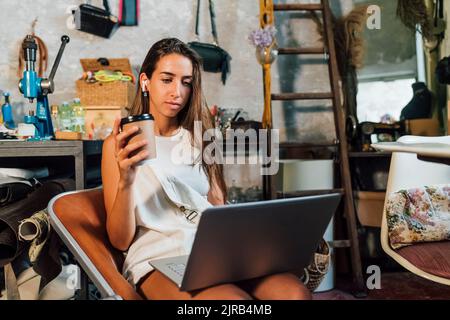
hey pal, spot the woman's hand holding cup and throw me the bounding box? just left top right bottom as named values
left=112, top=117, right=150, bottom=188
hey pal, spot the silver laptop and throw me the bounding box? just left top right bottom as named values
left=149, top=193, right=341, bottom=292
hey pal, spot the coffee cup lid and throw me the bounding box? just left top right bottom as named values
left=120, top=113, right=154, bottom=127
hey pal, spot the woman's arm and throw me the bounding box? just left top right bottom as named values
left=102, top=136, right=136, bottom=251
left=102, top=118, right=150, bottom=251
left=207, top=177, right=225, bottom=205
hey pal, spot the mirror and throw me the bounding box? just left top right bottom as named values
left=356, top=0, right=419, bottom=124
left=342, top=0, right=447, bottom=151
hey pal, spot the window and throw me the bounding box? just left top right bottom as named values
left=355, top=0, right=423, bottom=123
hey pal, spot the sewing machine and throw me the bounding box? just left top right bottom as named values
left=360, top=122, right=406, bottom=150
left=18, top=35, right=70, bottom=140
left=347, top=116, right=406, bottom=152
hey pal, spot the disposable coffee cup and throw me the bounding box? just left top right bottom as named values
left=120, top=114, right=157, bottom=165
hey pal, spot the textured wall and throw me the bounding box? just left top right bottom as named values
left=0, top=0, right=350, bottom=144
left=0, top=1, right=260, bottom=127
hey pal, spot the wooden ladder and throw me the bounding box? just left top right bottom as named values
left=260, top=0, right=367, bottom=297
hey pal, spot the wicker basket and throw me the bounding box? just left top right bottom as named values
left=76, top=58, right=135, bottom=108
left=301, top=238, right=331, bottom=292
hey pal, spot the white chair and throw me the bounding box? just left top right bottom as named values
left=379, top=135, right=450, bottom=285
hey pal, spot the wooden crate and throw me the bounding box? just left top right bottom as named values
left=76, top=58, right=136, bottom=108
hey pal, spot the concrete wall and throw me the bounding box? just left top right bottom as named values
left=0, top=0, right=261, bottom=129
left=0, top=0, right=351, bottom=143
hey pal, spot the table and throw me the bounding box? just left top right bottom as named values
left=371, top=141, right=450, bottom=165
left=0, top=140, right=103, bottom=190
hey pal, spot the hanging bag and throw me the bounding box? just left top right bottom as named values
left=188, top=0, right=231, bottom=84
left=74, top=0, right=120, bottom=38
left=301, top=238, right=331, bottom=292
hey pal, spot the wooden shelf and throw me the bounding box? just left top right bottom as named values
left=348, top=151, right=392, bottom=158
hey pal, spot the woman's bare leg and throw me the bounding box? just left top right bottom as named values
left=238, top=272, right=312, bottom=300
left=137, top=270, right=253, bottom=300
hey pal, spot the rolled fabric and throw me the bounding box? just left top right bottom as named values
left=18, top=210, right=50, bottom=242
left=0, top=179, right=75, bottom=267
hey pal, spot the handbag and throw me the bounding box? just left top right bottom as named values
left=301, top=238, right=331, bottom=292
left=74, top=0, right=120, bottom=38
left=188, top=0, right=231, bottom=84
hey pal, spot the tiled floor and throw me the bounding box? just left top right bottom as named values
left=313, top=272, right=450, bottom=300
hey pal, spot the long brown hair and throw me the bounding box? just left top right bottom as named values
left=129, top=38, right=227, bottom=201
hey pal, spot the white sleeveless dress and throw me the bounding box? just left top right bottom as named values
left=122, top=128, right=211, bottom=285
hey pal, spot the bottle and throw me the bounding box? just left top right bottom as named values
left=51, top=105, right=59, bottom=133
left=58, top=101, right=72, bottom=131
left=227, top=179, right=243, bottom=204
left=71, top=98, right=85, bottom=136
left=2, top=92, right=15, bottom=129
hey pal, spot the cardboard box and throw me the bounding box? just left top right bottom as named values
left=76, top=58, right=135, bottom=108
left=355, top=191, right=385, bottom=228
left=406, top=118, right=441, bottom=136
left=85, top=105, right=128, bottom=140
left=55, top=131, right=82, bottom=140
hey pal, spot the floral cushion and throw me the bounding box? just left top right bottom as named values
left=386, top=184, right=450, bottom=249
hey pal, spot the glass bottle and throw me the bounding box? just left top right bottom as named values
left=58, top=101, right=72, bottom=131
left=2, top=92, right=15, bottom=129
left=71, top=98, right=85, bottom=136
left=51, top=105, right=59, bottom=133
left=228, top=179, right=243, bottom=204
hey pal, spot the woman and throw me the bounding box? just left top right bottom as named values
left=102, top=38, right=311, bottom=300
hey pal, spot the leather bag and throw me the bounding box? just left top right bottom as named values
left=74, top=0, right=120, bottom=38
left=188, top=0, right=231, bottom=84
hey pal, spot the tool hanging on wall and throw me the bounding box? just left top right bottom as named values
left=17, top=18, right=48, bottom=79
left=18, top=35, right=70, bottom=140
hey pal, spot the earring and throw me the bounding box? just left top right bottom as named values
left=141, top=81, right=149, bottom=114
left=141, top=79, right=148, bottom=92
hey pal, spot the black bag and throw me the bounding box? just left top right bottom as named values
left=188, top=0, right=231, bottom=84
left=74, top=0, right=119, bottom=38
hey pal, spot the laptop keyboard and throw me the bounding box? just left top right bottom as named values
left=167, top=263, right=186, bottom=277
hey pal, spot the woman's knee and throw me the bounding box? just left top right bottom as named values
left=193, top=284, right=253, bottom=300
left=248, top=272, right=313, bottom=300
left=286, top=281, right=312, bottom=300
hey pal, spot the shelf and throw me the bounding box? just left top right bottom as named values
left=348, top=151, right=392, bottom=158
left=0, top=140, right=103, bottom=190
